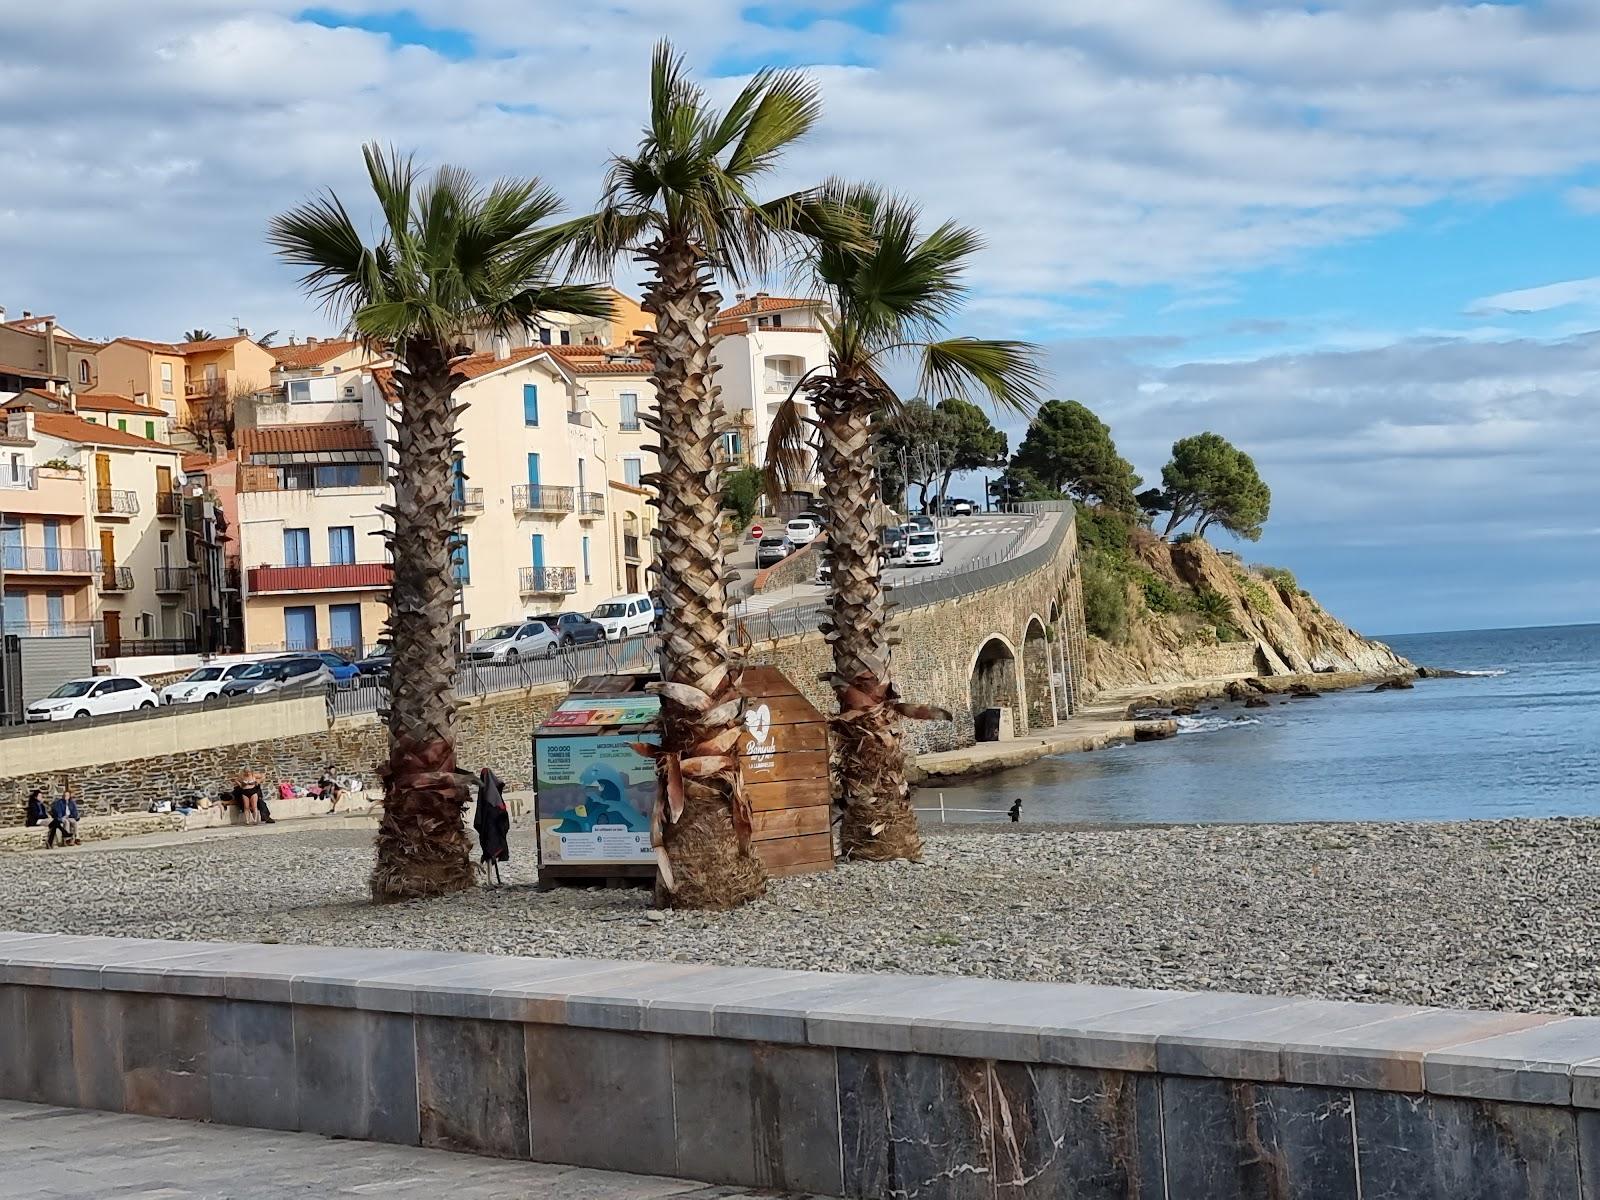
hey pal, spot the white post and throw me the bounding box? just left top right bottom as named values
left=939, top=792, right=946, bottom=824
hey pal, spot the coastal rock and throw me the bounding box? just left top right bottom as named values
left=1133, top=720, right=1178, bottom=741
left=1171, top=704, right=1198, bottom=717
left=1244, top=697, right=1270, bottom=709
left=1372, top=677, right=1415, bottom=692
left=1289, top=691, right=1322, bottom=700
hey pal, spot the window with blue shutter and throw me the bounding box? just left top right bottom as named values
left=283, top=528, right=311, bottom=567
left=582, top=535, right=591, bottom=583
left=530, top=534, right=545, bottom=571
left=328, top=526, right=356, bottom=565
left=526, top=453, right=540, bottom=486
left=523, top=383, right=539, bottom=425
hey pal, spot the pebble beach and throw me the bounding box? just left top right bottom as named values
left=13, top=816, right=1600, bottom=1016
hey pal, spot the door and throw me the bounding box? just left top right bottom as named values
left=1, top=519, right=20, bottom=573
left=45, top=592, right=65, bottom=635
left=156, top=465, right=172, bottom=501
left=99, top=529, right=116, bottom=586
left=94, top=453, right=111, bottom=507
left=284, top=605, right=317, bottom=652
left=530, top=533, right=545, bottom=572
left=526, top=453, right=540, bottom=487
left=40, top=519, right=60, bottom=572
left=89, top=679, right=117, bottom=715
left=329, top=604, right=362, bottom=656
left=2, top=589, right=24, bottom=633
left=102, top=609, right=121, bottom=653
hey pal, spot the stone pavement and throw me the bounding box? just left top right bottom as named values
left=1, top=1101, right=836, bottom=1199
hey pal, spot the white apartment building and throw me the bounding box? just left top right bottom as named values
left=710, top=293, right=832, bottom=498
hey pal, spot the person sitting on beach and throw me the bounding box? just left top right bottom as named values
left=24, top=790, right=47, bottom=828
left=318, top=765, right=341, bottom=813
left=47, top=785, right=81, bottom=848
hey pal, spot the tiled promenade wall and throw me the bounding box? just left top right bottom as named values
left=3, top=933, right=1598, bottom=1199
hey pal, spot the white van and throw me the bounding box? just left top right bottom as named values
left=904, top=530, right=944, bottom=566
left=591, top=593, right=656, bottom=641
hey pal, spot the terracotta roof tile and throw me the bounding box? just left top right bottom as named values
left=567, top=358, right=652, bottom=375
left=32, top=411, right=178, bottom=453
left=114, top=338, right=183, bottom=354
left=0, top=360, right=66, bottom=381
left=174, top=335, right=252, bottom=354
left=72, top=393, right=168, bottom=417
left=715, top=295, right=820, bottom=320
left=452, top=346, right=570, bottom=381
left=182, top=451, right=223, bottom=472
left=267, top=339, right=363, bottom=369
left=238, top=421, right=376, bottom=459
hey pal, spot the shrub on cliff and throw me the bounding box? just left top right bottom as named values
left=1256, top=565, right=1300, bottom=597
left=1141, top=572, right=1191, bottom=615
left=1083, top=562, right=1130, bottom=641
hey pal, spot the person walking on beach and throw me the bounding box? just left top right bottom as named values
left=48, top=784, right=81, bottom=847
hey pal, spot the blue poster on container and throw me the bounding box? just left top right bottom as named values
left=535, top=733, right=658, bottom=865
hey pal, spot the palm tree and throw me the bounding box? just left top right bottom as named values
left=182, top=328, right=214, bottom=343
left=269, top=143, right=610, bottom=902
left=571, top=42, right=843, bottom=908
left=767, top=186, right=1041, bottom=861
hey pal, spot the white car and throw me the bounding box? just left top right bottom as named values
left=465, top=619, right=559, bottom=662
left=161, top=662, right=255, bottom=705
left=949, top=498, right=975, bottom=516
left=904, top=530, right=944, bottom=566
left=590, top=593, right=655, bottom=641
left=785, top=516, right=822, bottom=547
left=26, top=675, right=160, bottom=721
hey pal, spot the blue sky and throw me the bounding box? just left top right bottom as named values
left=3, top=0, right=1598, bottom=635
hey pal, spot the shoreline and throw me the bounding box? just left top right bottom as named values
left=911, top=666, right=1417, bottom=783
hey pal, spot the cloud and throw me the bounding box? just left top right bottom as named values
left=1467, top=277, right=1600, bottom=316
left=1565, top=185, right=1600, bottom=214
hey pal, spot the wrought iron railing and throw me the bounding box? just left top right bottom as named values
left=511, top=484, right=575, bottom=514
left=452, top=487, right=484, bottom=513
left=518, top=565, right=577, bottom=594
left=1, top=545, right=98, bottom=573
left=155, top=566, right=194, bottom=592
left=94, top=488, right=139, bottom=515
left=578, top=491, right=605, bottom=516
left=99, top=566, right=134, bottom=591
left=156, top=491, right=183, bottom=517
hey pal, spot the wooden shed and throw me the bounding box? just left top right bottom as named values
left=737, top=666, right=833, bottom=877
left=531, top=668, right=833, bottom=888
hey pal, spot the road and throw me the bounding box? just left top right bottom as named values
left=734, top=511, right=1039, bottom=617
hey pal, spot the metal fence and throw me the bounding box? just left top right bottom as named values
left=323, top=504, right=1076, bottom=721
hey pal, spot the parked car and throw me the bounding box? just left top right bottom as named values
left=288, top=650, right=360, bottom=683
left=541, top=611, right=607, bottom=647
left=160, top=662, right=255, bottom=705
left=355, top=643, right=393, bottom=676
left=218, top=657, right=333, bottom=698
left=755, top=534, right=795, bottom=568
left=26, top=675, right=159, bottom=721
left=904, top=530, right=944, bottom=566
left=591, top=593, right=655, bottom=641
left=465, top=620, right=558, bottom=662
left=785, top=515, right=822, bottom=547
left=880, top=525, right=907, bottom=559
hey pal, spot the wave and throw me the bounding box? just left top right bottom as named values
left=1455, top=668, right=1508, bottom=677
left=1175, top=714, right=1262, bottom=734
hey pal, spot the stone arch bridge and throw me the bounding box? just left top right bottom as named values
left=750, top=503, right=1087, bottom=752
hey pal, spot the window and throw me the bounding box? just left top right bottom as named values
left=46, top=592, right=65, bottom=633
left=144, top=421, right=156, bottom=441
left=582, top=535, right=591, bottom=583
left=452, top=456, right=466, bottom=502
left=283, top=606, right=317, bottom=650
left=116, top=419, right=127, bottom=432
left=280, top=465, right=314, bottom=490
left=526, top=453, right=540, bottom=486
left=559, top=330, right=571, bottom=346
left=328, top=526, right=356, bottom=565
left=40, top=520, right=60, bottom=572
left=530, top=533, right=545, bottom=570
left=160, top=363, right=173, bottom=394
left=159, top=531, right=172, bottom=568
left=283, top=528, right=311, bottom=567
left=538, top=327, right=552, bottom=346
left=329, top=603, right=362, bottom=653
left=314, top=464, right=361, bottom=488
left=451, top=534, right=470, bottom=584
left=577, top=458, right=586, bottom=492
left=78, top=360, right=89, bottom=385
left=523, top=384, right=539, bottom=426
left=287, top=379, right=313, bottom=404
left=619, top=393, right=639, bottom=431
left=623, top=458, right=642, bottom=488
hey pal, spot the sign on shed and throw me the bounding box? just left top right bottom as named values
left=532, top=668, right=833, bottom=888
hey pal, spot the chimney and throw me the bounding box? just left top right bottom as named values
left=21, top=310, right=31, bottom=320
left=305, top=335, right=318, bottom=346
left=0, top=306, right=7, bottom=323
left=492, top=334, right=510, bottom=361
left=7, top=410, right=32, bottom=441
left=734, top=291, right=747, bottom=302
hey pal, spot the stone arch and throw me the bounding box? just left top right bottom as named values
left=1021, top=615, right=1055, bottom=732
left=968, top=635, right=1022, bottom=738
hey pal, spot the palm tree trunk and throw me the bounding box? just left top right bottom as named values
left=637, top=235, right=766, bottom=908
left=370, top=339, right=475, bottom=903
left=816, top=380, right=922, bottom=861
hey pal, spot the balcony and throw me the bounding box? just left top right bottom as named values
left=248, top=561, right=392, bottom=595
left=623, top=533, right=642, bottom=561
left=1, top=544, right=98, bottom=575
left=99, top=566, right=134, bottom=591
left=577, top=491, right=605, bottom=518
left=452, top=487, right=485, bottom=516
left=519, top=565, right=577, bottom=595
left=511, top=484, right=574, bottom=515
left=155, top=491, right=183, bottom=518
left=566, top=409, right=593, bottom=427
left=619, top=419, right=642, bottom=432
left=765, top=373, right=806, bottom=394
left=155, top=566, right=194, bottom=593
left=95, top=488, right=140, bottom=517
left=4, top=620, right=98, bottom=639
left=0, top=466, right=37, bottom=491
left=185, top=377, right=223, bottom=398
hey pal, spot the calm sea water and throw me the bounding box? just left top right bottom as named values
left=920, top=623, right=1600, bottom=825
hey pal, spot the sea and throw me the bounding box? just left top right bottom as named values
left=917, top=623, right=1600, bottom=826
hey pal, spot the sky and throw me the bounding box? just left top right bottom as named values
left=3, top=1, right=1598, bottom=635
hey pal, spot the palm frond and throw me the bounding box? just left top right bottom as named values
left=761, top=393, right=816, bottom=505
left=266, top=191, right=376, bottom=318
left=725, top=69, right=823, bottom=179
left=917, top=338, right=1044, bottom=416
